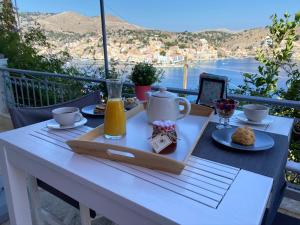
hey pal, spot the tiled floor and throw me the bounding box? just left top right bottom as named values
left=1, top=188, right=115, bottom=225
left=279, top=197, right=300, bottom=219
left=0, top=179, right=299, bottom=225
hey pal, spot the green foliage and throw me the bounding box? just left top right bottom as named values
left=159, top=50, right=166, bottom=56
left=106, top=59, right=128, bottom=79
left=164, top=41, right=177, bottom=49
left=129, top=62, right=164, bottom=86
left=0, top=1, right=90, bottom=105
left=276, top=80, right=300, bottom=118
left=179, top=44, right=187, bottom=49
left=0, top=1, right=81, bottom=75
left=284, top=80, right=300, bottom=101
left=235, top=12, right=300, bottom=98
left=234, top=12, right=300, bottom=166
left=0, top=0, right=17, bottom=32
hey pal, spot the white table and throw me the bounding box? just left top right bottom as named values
left=0, top=114, right=293, bottom=225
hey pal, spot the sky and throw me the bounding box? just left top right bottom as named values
left=18, top=0, right=300, bottom=32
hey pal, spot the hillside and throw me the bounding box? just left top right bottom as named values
left=19, top=12, right=300, bottom=64
left=20, top=12, right=141, bottom=34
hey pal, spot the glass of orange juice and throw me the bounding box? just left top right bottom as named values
left=104, top=79, right=126, bottom=139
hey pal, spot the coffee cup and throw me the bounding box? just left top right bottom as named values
left=243, top=104, right=269, bottom=122
left=52, top=107, right=82, bottom=126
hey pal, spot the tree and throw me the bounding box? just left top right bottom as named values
left=234, top=12, right=300, bottom=98
left=0, top=0, right=17, bottom=32
left=0, top=1, right=82, bottom=75
left=160, top=50, right=166, bottom=56
left=0, top=1, right=94, bottom=104
left=234, top=12, right=300, bottom=164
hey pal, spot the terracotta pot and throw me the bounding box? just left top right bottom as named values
left=135, top=85, right=151, bottom=101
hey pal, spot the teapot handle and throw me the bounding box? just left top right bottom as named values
left=175, top=97, right=191, bottom=119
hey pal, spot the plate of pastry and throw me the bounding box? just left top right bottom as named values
left=212, top=126, right=274, bottom=151
left=81, top=104, right=105, bottom=116
left=124, top=97, right=139, bottom=110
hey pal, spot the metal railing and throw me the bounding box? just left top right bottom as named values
left=4, top=74, right=73, bottom=107
left=1, top=67, right=300, bottom=110
left=1, top=67, right=101, bottom=107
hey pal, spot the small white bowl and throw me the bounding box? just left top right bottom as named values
left=243, top=104, right=269, bottom=122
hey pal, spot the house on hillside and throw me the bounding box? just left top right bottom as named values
left=199, top=39, right=209, bottom=50
left=170, top=54, right=184, bottom=63
left=155, top=54, right=169, bottom=64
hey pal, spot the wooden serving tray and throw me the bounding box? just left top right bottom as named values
left=67, top=104, right=214, bottom=174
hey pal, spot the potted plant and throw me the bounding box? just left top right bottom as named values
left=129, top=62, right=164, bottom=101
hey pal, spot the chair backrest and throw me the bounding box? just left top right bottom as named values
left=8, top=91, right=99, bottom=128
left=196, top=73, right=228, bottom=106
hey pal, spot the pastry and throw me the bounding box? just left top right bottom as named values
left=94, top=104, right=106, bottom=113
left=124, top=97, right=138, bottom=110
left=231, top=126, right=255, bottom=146
left=125, top=97, right=135, bottom=104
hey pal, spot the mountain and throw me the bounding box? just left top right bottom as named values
left=20, top=12, right=141, bottom=34
left=197, top=28, right=241, bottom=33
left=18, top=12, right=300, bottom=62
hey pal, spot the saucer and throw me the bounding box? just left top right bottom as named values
left=236, top=113, right=273, bottom=125
left=47, top=117, right=87, bottom=130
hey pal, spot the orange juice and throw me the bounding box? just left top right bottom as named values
left=104, top=98, right=126, bottom=138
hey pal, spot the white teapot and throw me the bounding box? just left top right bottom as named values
left=145, top=87, right=191, bottom=123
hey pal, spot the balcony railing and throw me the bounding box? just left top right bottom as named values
left=1, top=67, right=300, bottom=111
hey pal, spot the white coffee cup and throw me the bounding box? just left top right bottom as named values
left=52, top=107, right=82, bottom=126
left=243, top=104, right=269, bottom=122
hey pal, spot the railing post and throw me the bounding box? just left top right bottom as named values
left=0, top=59, right=8, bottom=113
left=0, top=58, right=13, bottom=130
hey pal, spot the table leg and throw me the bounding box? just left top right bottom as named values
left=79, top=203, right=91, bottom=225
left=27, top=176, right=44, bottom=225
left=0, top=146, right=33, bottom=225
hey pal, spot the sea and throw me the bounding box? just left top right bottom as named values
left=158, top=58, right=291, bottom=91
left=73, top=57, right=297, bottom=91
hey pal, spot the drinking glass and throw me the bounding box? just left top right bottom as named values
left=214, top=99, right=239, bottom=129
left=104, top=79, right=126, bottom=139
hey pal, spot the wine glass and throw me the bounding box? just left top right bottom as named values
left=214, top=99, right=239, bottom=129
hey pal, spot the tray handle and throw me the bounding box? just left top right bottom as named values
left=67, top=140, right=185, bottom=174
left=106, top=149, right=135, bottom=160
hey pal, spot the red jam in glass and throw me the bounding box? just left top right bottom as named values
left=152, top=121, right=177, bottom=154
